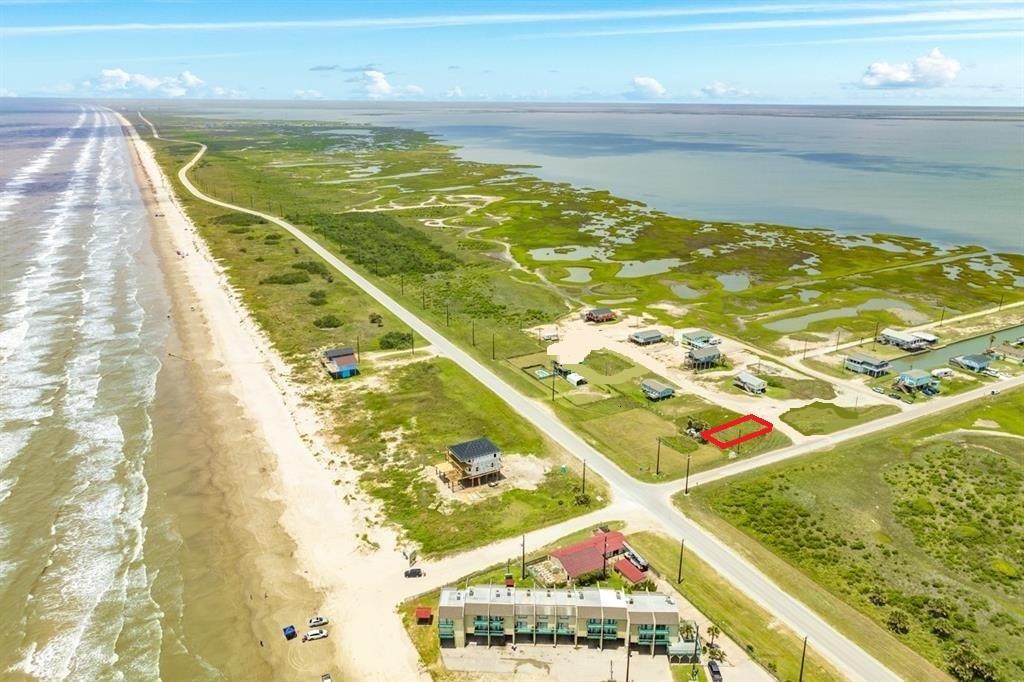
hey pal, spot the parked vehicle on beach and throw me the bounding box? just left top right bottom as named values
left=872, top=387, right=886, bottom=394
left=303, top=629, right=328, bottom=642
left=404, top=568, right=424, bottom=578
left=708, top=660, right=724, bottom=682
left=309, top=616, right=329, bottom=627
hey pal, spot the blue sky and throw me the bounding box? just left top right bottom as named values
left=2, top=1, right=1022, bottom=104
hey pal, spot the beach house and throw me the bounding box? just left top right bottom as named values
left=629, top=329, right=664, bottom=346
left=687, top=345, right=721, bottom=370
left=844, top=350, right=891, bottom=377
left=878, top=328, right=929, bottom=351
left=321, top=346, right=359, bottom=379
left=951, top=354, right=992, bottom=373
left=440, top=437, right=502, bottom=490
left=585, top=308, right=616, bottom=323
left=678, top=329, right=716, bottom=347
left=733, top=371, right=768, bottom=394
left=896, top=369, right=937, bottom=392
left=640, top=378, right=675, bottom=401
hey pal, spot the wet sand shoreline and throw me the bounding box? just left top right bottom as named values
left=122, top=118, right=331, bottom=678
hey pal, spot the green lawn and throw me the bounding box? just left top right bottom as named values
left=780, top=401, right=901, bottom=435
left=678, top=389, right=1024, bottom=682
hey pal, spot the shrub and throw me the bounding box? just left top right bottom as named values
left=293, top=260, right=329, bottom=277
left=379, top=331, right=413, bottom=350
left=308, top=289, right=328, bottom=306
left=886, top=609, right=910, bottom=634
left=227, top=227, right=251, bottom=234
left=313, top=315, right=342, bottom=329
left=213, top=212, right=266, bottom=226
left=260, top=271, right=310, bottom=285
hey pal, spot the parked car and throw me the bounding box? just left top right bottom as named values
left=404, top=568, right=424, bottom=578
left=707, top=660, right=724, bottom=682
left=321, top=675, right=333, bottom=682
left=872, top=387, right=886, bottom=394
left=991, top=389, right=1001, bottom=395
left=309, top=616, right=329, bottom=627
left=303, top=629, right=328, bottom=642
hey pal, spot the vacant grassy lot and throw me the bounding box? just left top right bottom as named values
left=628, top=532, right=843, bottom=682
left=679, top=389, right=1024, bottom=682
left=317, top=357, right=607, bottom=556
left=780, top=401, right=901, bottom=435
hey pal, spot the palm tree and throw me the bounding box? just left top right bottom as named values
left=706, top=624, right=721, bottom=649
left=681, top=621, right=696, bottom=641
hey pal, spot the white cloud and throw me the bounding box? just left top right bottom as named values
left=94, top=67, right=210, bottom=97
left=0, top=88, right=16, bottom=98
left=293, top=88, right=324, bottom=99
left=178, top=70, right=204, bottom=88
left=360, top=69, right=422, bottom=98
left=628, top=76, right=666, bottom=99
left=861, top=47, right=961, bottom=88
left=699, top=80, right=751, bottom=98
left=446, top=85, right=464, bottom=98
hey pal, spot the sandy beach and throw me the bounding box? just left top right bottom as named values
left=118, top=113, right=428, bottom=681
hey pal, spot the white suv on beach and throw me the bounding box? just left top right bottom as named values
left=303, top=629, right=328, bottom=642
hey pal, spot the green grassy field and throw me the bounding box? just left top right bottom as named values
left=780, top=401, right=901, bottom=435
left=678, top=389, right=1024, bottom=682
left=144, top=131, right=607, bottom=559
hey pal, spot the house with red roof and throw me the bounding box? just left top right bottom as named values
left=549, top=531, right=626, bottom=580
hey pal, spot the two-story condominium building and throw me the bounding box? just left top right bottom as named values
left=844, top=350, right=891, bottom=377
left=438, top=585, right=684, bottom=656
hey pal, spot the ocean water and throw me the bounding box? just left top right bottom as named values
left=0, top=102, right=279, bottom=680
left=138, top=101, right=1023, bottom=252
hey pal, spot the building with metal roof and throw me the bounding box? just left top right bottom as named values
left=322, top=346, right=359, bottom=379
left=641, top=378, right=675, bottom=401
left=844, top=350, right=890, bottom=377
left=585, top=307, right=616, bottom=323
left=437, top=585, right=687, bottom=655
left=733, top=371, right=767, bottom=394
left=951, top=354, right=992, bottom=373
left=687, top=345, right=721, bottom=370
left=629, top=329, right=664, bottom=346
left=442, top=437, right=502, bottom=490
left=879, top=328, right=929, bottom=351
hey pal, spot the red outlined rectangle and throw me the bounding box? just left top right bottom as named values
left=701, top=414, right=773, bottom=449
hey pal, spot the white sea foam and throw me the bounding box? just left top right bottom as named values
left=0, top=108, right=88, bottom=223
left=0, top=111, right=103, bottom=476
left=11, top=112, right=164, bottom=680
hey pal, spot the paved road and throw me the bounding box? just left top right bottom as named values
left=143, top=117, right=969, bottom=681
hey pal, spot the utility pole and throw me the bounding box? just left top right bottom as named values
left=939, top=306, right=946, bottom=325
left=582, top=461, right=587, bottom=496
left=872, top=320, right=879, bottom=350
left=400, top=273, right=405, bottom=295
left=655, top=437, right=662, bottom=476
left=798, top=636, right=808, bottom=682
left=835, top=329, right=841, bottom=351
left=411, top=329, right=415, bottom=355
left=521, top=534, right=526, bottom=580
left=421, top=289, right=425, bottom=309
left=472, top=320, right=476, bottom=346
left=624, top=644, right=631, bottom=682
left=491, top=332, right=495, bottom=361
left=551, top=372, right=556, bottom=400
left=684, top=454, right=691, bottom=494
left=446, top=302, right=450, bottom=327
left=602, top=535, right=609, bottom=579
left=802, top=339, right=809, bottom=359
left=998, top=293, right=1005, bottom=311
left=677, top=538, right=685, bottom=583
